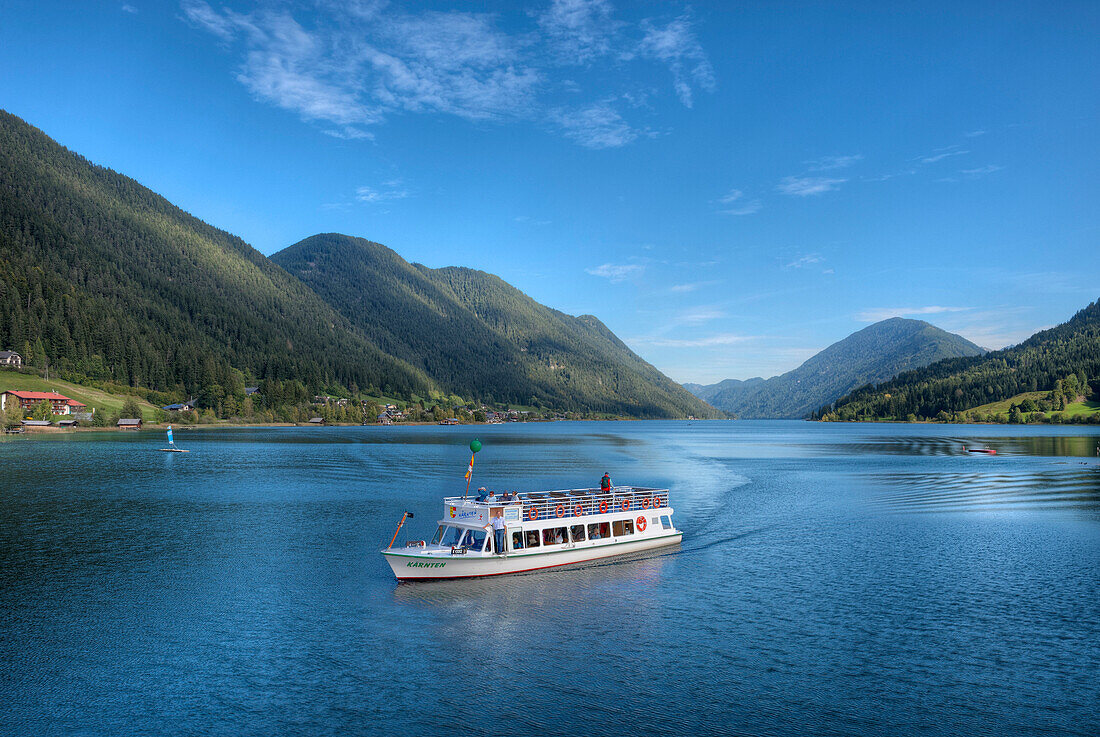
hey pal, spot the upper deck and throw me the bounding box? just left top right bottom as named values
left=442, top=486, right=670, bottom=526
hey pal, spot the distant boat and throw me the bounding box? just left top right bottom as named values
left=158, top=424, right=189, bottom=453
left=965, top=447, right=996, bottom=455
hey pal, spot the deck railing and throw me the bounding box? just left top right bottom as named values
left=444, top=486, right=669, bottom=523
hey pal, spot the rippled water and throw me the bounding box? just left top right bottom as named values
left=2, top=421, right=1098, bottom=736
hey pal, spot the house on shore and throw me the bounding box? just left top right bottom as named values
left=1, top=390, right=86, bottom=415
left=162, top=400, right=196, bottom=412
left=118, top=418, right=142, bottom=429
left=308, top=417, right=325, bottom=424
left=0, top=351, right=22, bottom=367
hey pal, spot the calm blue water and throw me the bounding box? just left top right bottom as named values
left=2, top=421, right=1098, bottom=736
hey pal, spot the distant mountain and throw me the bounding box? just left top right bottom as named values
left=682, top=377, right=766, bottom=406
left=0, top=110, right=428, bottom=404
left=824, top=299, right=1100, bottom=420
left=272, top=234, right=721, bottom=418
left=686, top=318, right=985, bottom=418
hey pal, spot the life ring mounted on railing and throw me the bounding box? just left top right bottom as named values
left=653, top=496, right=664, bottom=508
left=621, top=499, right=631, bottom=511
left=642, top=497, right=651, bottom=509
left=575, top=504, right=584, bottom=517
left=599, top=500, right=608, bottom=514
left=528, top=507, right=539, bottom=521
left=555, top=505, right=565, bottom=518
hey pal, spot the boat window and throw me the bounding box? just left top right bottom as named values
left=612, top=520, right=635, bottom=536
left=511, top=531, right=525, bottom=550
left=431, top=526, right=446, bottom=545
left=570, top=525, right=586, bottom=542
left=440, top=526, right=462, bottom=547
left=587, top=522, right=609, bottom=540
left=660, top=516, right=671, bottom=529
left=525, top=530, right=541, bottom=548
left=459, top=528, right=487, bottom=551
left=543, top=527, right=567, bottom=545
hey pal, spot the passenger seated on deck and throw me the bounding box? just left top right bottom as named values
left=526, top=530, right=540, bottom=547
left=555, top=529, right=565, bottom=544
left=476, top=487, right=488, bottom=502
left=588, top=523, right=601, bottom=539
left=512, top=531, right=524, bottom=550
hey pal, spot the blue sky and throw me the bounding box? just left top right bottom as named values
left=1, top=1, right=1097, bottom=383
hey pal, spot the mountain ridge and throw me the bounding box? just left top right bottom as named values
left=686, top=318, right=984, bottom=418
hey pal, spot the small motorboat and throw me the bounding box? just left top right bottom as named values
left=965, top=447, right=996, bottom=455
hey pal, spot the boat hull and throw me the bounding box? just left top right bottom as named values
left=383, top=532, right=682, bottom=581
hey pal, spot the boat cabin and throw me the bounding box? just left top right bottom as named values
left=426, top=486, right=673, bottom=556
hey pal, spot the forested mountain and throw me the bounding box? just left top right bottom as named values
left=686, top=318, right=984, bottom=418
left=821, top=299, right=1100, bottom=421
left=272, top=234, right=720, bottom=418
left=0, top=110, right=713, bottom=418
left=682, top=377, right=765, bottom=405
left=0, top=110, right=431, bottom=410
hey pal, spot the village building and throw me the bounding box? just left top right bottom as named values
left=308, top=417, right=325, bottom=424
left=0, top=351, right=23, bottom=367
left=162, top=400, right=196, bottom=412
left=1, top=390, right=86, bottom=415
left=117, top=418, right=142, bottom=429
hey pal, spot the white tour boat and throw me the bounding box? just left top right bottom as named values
left=382, top=486, right=682, bottom=581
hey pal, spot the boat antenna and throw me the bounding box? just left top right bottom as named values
left=463, top=438, right=482, bottom=499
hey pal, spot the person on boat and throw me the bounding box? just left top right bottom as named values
left=600, top=473, right=612, bottom=492
left=512, top=531, right=524, bottom=550
left=491, top=513, right=506, bottom=555
left=476, top=487, right=488, bottom=502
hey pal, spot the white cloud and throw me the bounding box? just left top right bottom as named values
left=121, top=3, right=138, bottom=13
left=804, top=154, right=862, bottom=171
left=538, top=0, right=616, bottom=64
left=919, top=146, right=969, bottom=164
left=182, top=0, right=714, bottom=146
left=553, top=101, right=640, bottom=148
left=355, top=181, right=409, bottom=202
left=634, top=333, right=754, bottom=347
left=963, top=129, right=986, bottom=138
left=856, top=305, right=970, bottom=322
left=715, top=188, right=762, bottom=215
left=959, top=164, right=1004, bottom=177
left=777, top=176, right=846, bottom=196
left=678, top=307, right=725, bottom=323
left=586, top=262, right=644, bottom=281
left=636, top=13, right=715, bottom=108
left=785, top=254, right=823, bottom=269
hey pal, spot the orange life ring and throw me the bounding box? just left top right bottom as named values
left=528, top=508, right=538, bottom=521
left=653, top=496, right=664, bottom=508
left=555, top=505, right=564, bottom=518
left=642, top=497, right=650, bottom=509
left=575, top=504, right=584, bottom=517
left=636, top=516, right=647, bottom=532
left=621, top=500, right=630, bottom=511
left=599, top=500, right=608, bottom=514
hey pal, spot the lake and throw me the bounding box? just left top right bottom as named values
left=2, top=421, right=1098, bottom=736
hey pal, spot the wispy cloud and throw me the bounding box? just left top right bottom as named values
left=513, top=215, right=551, bottom=225
left=552, top=101, right=640, bottom=148
left=538, top=0, right=616, bottom=64
left=633, top=332, right=754, bottom=348
left=678, top=307, right=725, bottom=323
left=121, top=3, right=138, bottom=13
left=959, top=164, right=1004, bottom=177
left=715, top=188, right=762, bottom=215
left=804, top=154, right=862, bottom=171
left=182, top=0, right=714, bottom=145
left=668, top=280, right=718, bottom=293
left=785, top=253, right=824, bottom=269
left=963, top=129, right=986, bottom=138
left=856, top=305, right=970, bottom=322
left=355, top=180, right=409, bottom=202
left=919, top=145, right=969, bottom=164
left=777, top=176, right=846, bottom=196
left=635, top=13, right=715, bottom=108
left=586, top=262, right=644, bottom=282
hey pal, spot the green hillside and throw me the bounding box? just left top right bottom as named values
left=0, top=110, right=429, bottom=411
left=272, top=234, right=719, bottom=418
left=686, top=318, right=984, bottom=418
left=821, top=299, right=1100, bottom=421
left=0, top=371, right=159, bottom=421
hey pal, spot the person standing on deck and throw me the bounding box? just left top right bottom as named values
left=491, top=512, right=506, bottom=555
left=600, top=473, right=612, bottom=492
